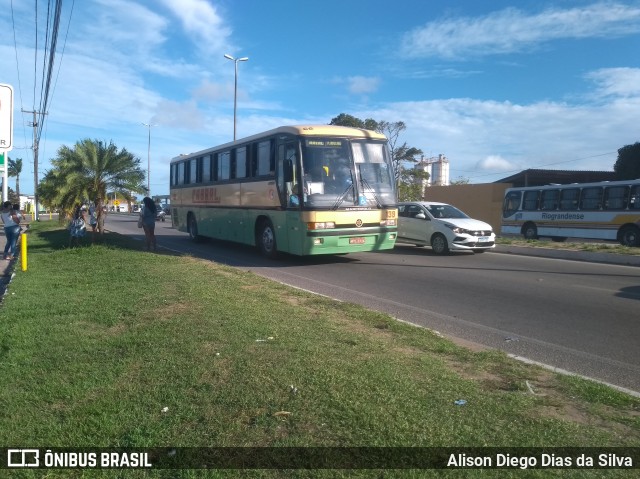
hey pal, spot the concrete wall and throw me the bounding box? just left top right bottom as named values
left=422, top=183, right=512, bottom=232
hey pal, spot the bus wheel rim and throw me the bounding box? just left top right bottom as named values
left=262, top=227, right=274, bottom=252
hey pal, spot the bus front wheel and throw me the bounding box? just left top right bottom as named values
left=619, top=225, right=640, bottom=247
left=523, top=223, right=538, bottom=240
left=257, top=220, right=278, bottom=258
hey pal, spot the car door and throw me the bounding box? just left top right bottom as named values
left=421, top=206, right=437, bottom=241
left=403, top=204, right=428, bottom=243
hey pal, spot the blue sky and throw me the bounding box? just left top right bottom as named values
left=1, top=0, right=639, bottom=197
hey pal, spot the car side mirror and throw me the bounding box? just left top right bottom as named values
left=415, top=212, right=426, bottom=220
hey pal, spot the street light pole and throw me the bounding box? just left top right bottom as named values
left=141, top=122, right=156, bottom=196
left=224, top=54, right=249, bottom=141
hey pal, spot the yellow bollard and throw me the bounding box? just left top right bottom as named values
left=21, top=234, right=27, bottom=272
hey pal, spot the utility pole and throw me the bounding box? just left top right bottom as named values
left=141, top=123, right=157, bottom=196
left=22, top=108, right=47, bottom=221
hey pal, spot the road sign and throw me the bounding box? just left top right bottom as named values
left=114, top=200, right=120, bottom=206
left=0, top=83, right=14, bottom=151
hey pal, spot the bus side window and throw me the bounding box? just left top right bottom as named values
left=630, top=186, right=640, bottom=209
left=502, top=191, right=521, bottom=218
left=559, top=188, right=579, bottom=210
left=604, top=186, right=629, bottom=210
left=523, top=191, right=539, bottom=211
left=579, top=187, right=602, bottom=210
left=256, top=140, right=274, bottom=177
left=541, top=190, right=559, bottom=210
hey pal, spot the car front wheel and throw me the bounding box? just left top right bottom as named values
left=431, top=233, right=449, bottom=255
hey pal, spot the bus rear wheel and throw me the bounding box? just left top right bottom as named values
left=257, top=220, right=278, bottom=258
left=619, top=225, right=640, bottom=247
left=523, top=223, right=538, bottom=240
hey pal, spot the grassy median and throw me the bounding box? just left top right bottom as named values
left=496, top=236, right=640, bottom=255
left=1, top=222, right=638, bottom=478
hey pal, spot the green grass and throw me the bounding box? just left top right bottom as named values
left=1, top=222, right=639, bottom=478
left=496, top=236, right=640, bottom=255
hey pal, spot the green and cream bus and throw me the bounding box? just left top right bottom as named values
left=169, top=125, right=398, bottom=257
left=501, top=179, right=640, bottom=246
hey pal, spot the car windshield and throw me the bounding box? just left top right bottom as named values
left=426, top=204, right=469, bottom=219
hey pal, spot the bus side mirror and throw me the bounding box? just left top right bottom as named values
left=283, top=160, right=294, bottom=183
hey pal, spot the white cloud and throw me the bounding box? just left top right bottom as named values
left=586, top=67, right=640, bottom=99
left=347, top=76, right=381, bottom=95
left=401, top=2, right=640, bottom=59
left=151, top=99, right=206, bottom=130
left=476, top=155, right=516, bottom=172
left=159, top=0, right=232, bottom=55
left=193, top=80, right=235, bottom=103
left=354, top=86, right=639, bottom=181
left=86, top=0, right=169, bottom=58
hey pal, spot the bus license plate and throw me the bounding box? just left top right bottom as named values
left=477, top=237, right=490, bottom=242
left=349, top=237, right=366, bottom=245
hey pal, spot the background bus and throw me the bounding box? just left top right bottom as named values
left=169, top=125, right=398, bottom=257
left=501, top=179, right=640, bottom=246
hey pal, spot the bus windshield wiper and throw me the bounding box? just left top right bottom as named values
left=359, top=176, right=382, bottom=208
left=331, top=183, right=354, bottom=210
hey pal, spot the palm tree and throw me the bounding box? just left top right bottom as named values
left=38, top=139, right=147, bottom=217
left=7, top=157, right=23, bottom=199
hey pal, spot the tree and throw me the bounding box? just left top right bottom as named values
left=614, top=142, right=640, bottom=180
left=7, top=157, right=23, bottom=199
left=377, top=121, right=423, bottom=184
left=398, top=165, right=430, bottom=201
left=329, top=114, right=423, bottom=184
left=329, top=113, right=379, bottom=131
left=38, top=139, right=146, bottom=217
left=450, top=176, right=470, bottom=185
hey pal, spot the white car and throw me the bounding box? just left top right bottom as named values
left=397, top=201, right=495, bottom=254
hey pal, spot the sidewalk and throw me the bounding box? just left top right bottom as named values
left=0, top=232, right=17, bottom=297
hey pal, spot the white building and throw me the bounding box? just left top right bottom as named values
left=415, top=154, right=450, bottom=186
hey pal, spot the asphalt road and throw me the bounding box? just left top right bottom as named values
left=107, top=214, right=640, bottom=395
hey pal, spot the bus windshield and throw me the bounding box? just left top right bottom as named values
left=300, top=138, right=395, bottom=209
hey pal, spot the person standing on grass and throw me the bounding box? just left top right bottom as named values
left=1, top=201, right=21, bottom=260
left=68, top=205, right=87, bottom=247
left=140, top=196, right=157, bottom=251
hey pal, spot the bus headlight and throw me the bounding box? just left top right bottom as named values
left=307, top=222, right=335, bottom=230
